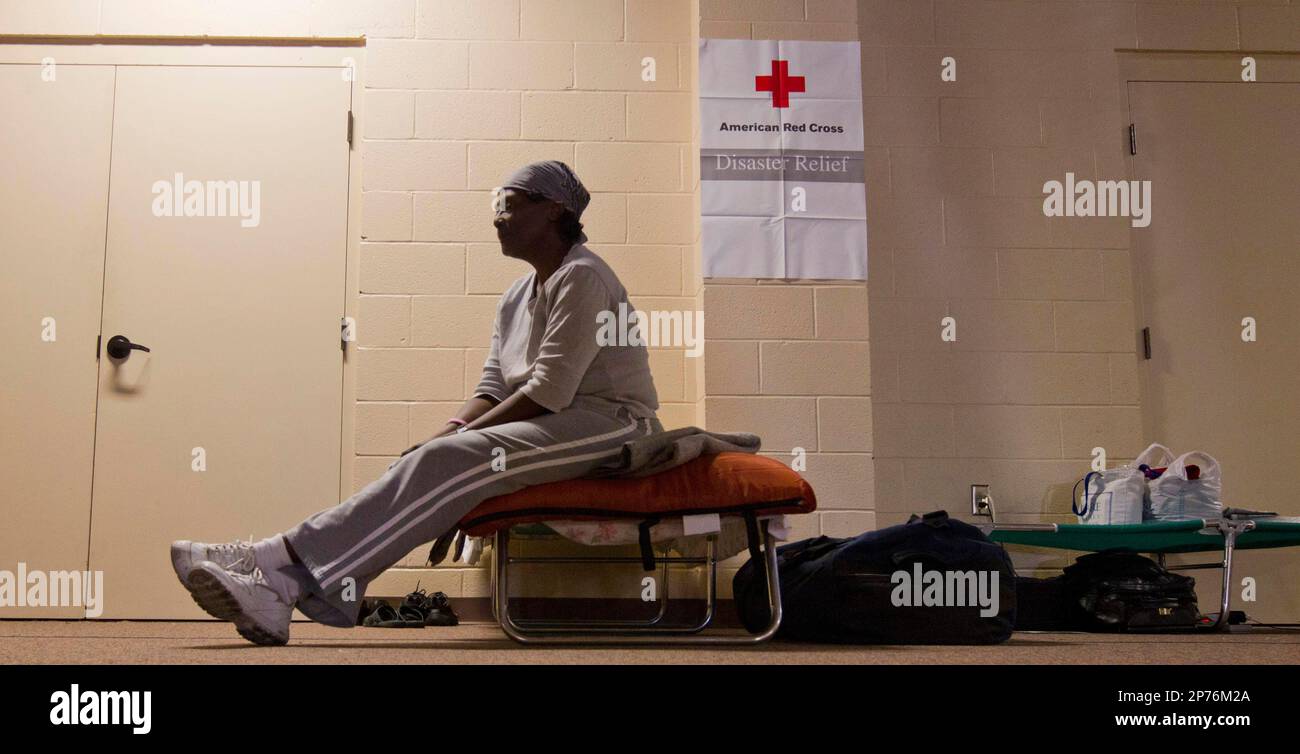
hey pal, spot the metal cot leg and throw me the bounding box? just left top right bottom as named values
left=1207, top=519, right=1254, bottom=631
left=493, top=521, right=783, bottom=645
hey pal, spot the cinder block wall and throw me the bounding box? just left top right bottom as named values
left=697, top=0, right=875, bottom=593
left=846, top=0, right=1300, bottom=540
left=842, top=0, right=1300, bottom=607
left=701, top=0, right=1296, bottom=598
left=855, top=0, right=1147, bottom=546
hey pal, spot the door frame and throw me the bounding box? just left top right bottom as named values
left=0, top=38, right=366, bottom=507
left=1114, top=49, right=1300, bottom=446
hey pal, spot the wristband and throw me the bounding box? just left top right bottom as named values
left=446, top=418, right=468, bottom=427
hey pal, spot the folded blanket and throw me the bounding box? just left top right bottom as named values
left=583, top=426, right=762, bottom=479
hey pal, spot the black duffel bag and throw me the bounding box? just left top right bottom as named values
left=1014, top=575, right=1073, bottom=631
left=1060, top=551, right=1200, bottom=632
left=734, top=510, right=1016, bottom=644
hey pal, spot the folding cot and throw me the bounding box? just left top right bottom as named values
left=454, top=451, right=817, bottom=644
left=982, top=518, right=1300, bottom=630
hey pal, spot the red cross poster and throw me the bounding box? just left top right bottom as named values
left=699, top=39, right=867, bottom=280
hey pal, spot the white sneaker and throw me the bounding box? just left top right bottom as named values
left=170, top=539, right=256, bottom=585
left=185, top=561, right=292, bottom=646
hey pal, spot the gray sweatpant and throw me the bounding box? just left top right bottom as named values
left=284, top=404, right=661, bottom=627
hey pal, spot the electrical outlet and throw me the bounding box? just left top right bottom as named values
left=971, top=484, right=992, bottom=518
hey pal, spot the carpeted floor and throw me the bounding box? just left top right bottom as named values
left=4, top=620, right=1300, bottom=664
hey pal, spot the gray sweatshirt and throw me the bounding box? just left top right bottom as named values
left=473, top=243, right=660, bottom=420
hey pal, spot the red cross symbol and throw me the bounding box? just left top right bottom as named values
left=755, top=59, right=805, bottom=108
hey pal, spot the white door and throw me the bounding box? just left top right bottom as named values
left=83, top=65, right=352, bottom=618
left=0, top=64, right=115, bottom=617
left=1129, top=81, right=1300, bottom=620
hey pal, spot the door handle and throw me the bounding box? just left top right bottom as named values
left=105, top=334, right=151, bottom=360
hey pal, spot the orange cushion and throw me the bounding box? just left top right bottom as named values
left=459, top=452, right=816, bottom=537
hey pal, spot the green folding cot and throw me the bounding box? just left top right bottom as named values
left=981, top=518, right=1300, bottom=630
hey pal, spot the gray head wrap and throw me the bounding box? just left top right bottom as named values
left=500, top=161, right=591, bottom=241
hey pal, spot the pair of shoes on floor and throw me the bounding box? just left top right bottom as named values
left=170, top=540, right=293, bottom=647
left=362, top=587, right=458, bottom=628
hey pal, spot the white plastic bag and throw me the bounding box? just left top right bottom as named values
left=1074, top=443, right=1173, bottom=525
left=1148, top=451, right=1222, bottom=521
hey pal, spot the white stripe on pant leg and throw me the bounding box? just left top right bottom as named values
left=312, top=418, right=640, bottom=582
left=317, top=442, right=632, bottom=589
left=312, top=418, right=642, bottom=583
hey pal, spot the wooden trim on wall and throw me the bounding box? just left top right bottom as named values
left=0, top=34, right=365, bottom=47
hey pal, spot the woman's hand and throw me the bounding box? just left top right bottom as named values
left=400, top=423, right=459, bottom=457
